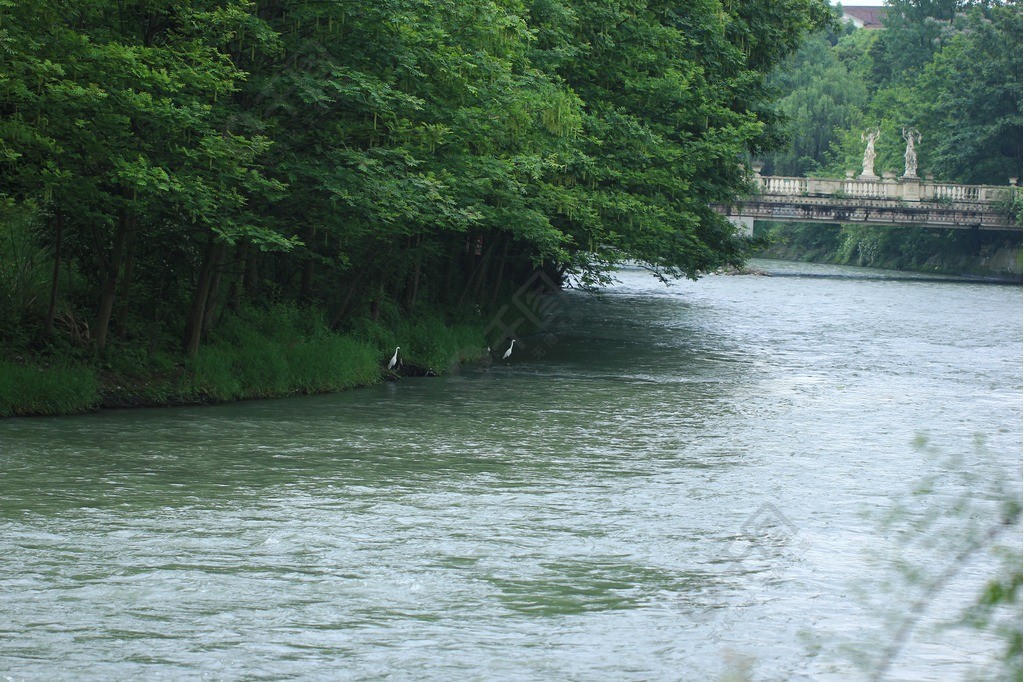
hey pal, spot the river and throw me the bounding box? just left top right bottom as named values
left=1, top=260, right=1021, bottom=681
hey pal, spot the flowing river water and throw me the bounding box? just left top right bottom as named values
left=1, top=260, right=1021, bottom=681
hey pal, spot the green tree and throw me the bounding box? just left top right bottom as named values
left=764, top=32, right=869, bottom=176
left=532, top=0, right=832, bottom=279
left=913, top=1, right=1023, bottom=183
left=868, top=0, right=970, bottom=87
left=0, top=0, right=289, bottom=355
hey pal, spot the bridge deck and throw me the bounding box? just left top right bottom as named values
left=715, top=175, right=1022, bottom=232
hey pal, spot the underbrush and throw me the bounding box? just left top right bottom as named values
left=1, top=303, right=489, bottom=416
left=181, top=304, right=383, bottom=401
left=757, top=222, right=1022, bottom=277
left=0, top=359, right=99, bottom=416
left=348, top=315, right=488, bottom=374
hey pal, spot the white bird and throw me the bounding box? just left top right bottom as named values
left=388, top=346, right=401, bottom=370
left=502, top=339, right=515, bottom=360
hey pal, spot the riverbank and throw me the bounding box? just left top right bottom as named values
left=0, top=305, right=489, bottom=418
left=755, top=222, right=1023, bottom=280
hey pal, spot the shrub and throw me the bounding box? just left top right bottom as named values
left=286, top=336, right=380, bottom=392
left=190, top=344, right=243, bottom=401
left=0, top=202, right=51, bottom=344
left=398, top=317, right=458, bottom=372
left=450, top=323, right=488, bottom=363
left=234, top=335, right=290, bottom=398
left=0, top=360, right=98, bottom=416
left=348, top=318, right=399, bottom=352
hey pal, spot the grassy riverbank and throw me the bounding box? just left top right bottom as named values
left=0, top=305, right=489, bottom=418
left=755, top=222, right=1023, bottom=279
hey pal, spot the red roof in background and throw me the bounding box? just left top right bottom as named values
left=843, top=6, right=887, bottom=28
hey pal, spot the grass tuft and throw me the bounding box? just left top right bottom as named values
left=0, top=360, right=99, bottom=416
left=285, top=336, right=380, bottom=392
left=186, top=304, right=384, bottom=401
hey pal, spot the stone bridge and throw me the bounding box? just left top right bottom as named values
left=714, top=173, right=1023, bottom=236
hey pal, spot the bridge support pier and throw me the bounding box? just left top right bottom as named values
left=727, top=215, right=754, bottom=238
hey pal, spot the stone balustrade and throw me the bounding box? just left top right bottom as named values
left=757, top=175, right=1019, bottom=205
left=713, top=173, right=1022, bottom=234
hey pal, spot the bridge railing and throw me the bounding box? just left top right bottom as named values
left=842, top=179, right=894, bottom=198
left=757, top=175, right=1019, bottom=205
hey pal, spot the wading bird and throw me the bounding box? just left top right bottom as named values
left=388, top=346, right=401, bottom=370
left=502, top=339, right=516, bottom=360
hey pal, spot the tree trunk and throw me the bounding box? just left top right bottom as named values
left=201, top=256, right=224, bottom=333
left=147, top=277, right=165, bottom=356
left=470, top=239, right=497, bottom=306
left=226, top=242, right=242, bottom=312
left=299, top=258, right=314, bottom=302
left=299, top=227, right=316, bottom=302
left=330, top=268, right=366, bottom=329
left=94, top=209, right=130, bottom=353
left=442, top=244, right=455, bottom=308
left=489, top=239, right=510, bottom=308
left=114, top=215, right=139, bottom=337
left=244, top=242, right=259, bottom=297
left=369, top=279, right=385, bottom=322
left=43, top=205, right=63, bottom=336
left=456, top=238, right=494, bottom=310
left=183, top=233, right=225, bottom=358
left=407, top=257, right=421, bottom=309
left=405, top=236, right=422, bottom=310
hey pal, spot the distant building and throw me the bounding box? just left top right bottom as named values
left=841, top=6, right=886, bottom=29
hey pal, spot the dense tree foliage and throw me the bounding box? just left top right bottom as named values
left=760, top=12, right=868, bottom=176
left=913, top=2, right=1024, bottom=183
left=0, top=0, right=829, bottom=361
left=762, top=0, right=1022, bottom=184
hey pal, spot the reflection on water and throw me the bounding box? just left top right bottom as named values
left=1, top=259, right=1021, bottom=680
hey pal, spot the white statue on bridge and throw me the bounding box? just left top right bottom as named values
left=860, top=128, right=880, bottom=179
left=902, top=127, right=921, bottom=179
